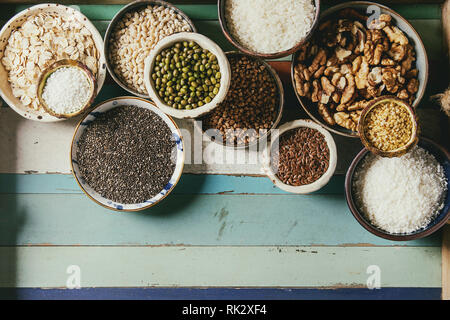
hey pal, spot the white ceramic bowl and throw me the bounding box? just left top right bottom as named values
left=262, top=119, right=337, bottom=194
left=71, top=97, right=185, bottom=212
left=0, top=4, right=107, bottom=122
left=144, top=32, right=231, bottom=119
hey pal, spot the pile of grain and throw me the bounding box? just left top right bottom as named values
left=225, top=0, right=316, bottom=54
left=353, top=146, right=447, bottom=234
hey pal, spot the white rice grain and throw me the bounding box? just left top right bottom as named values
left=225, top=0, right=316, bottom=54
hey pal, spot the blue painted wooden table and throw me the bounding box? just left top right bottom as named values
left=0, top=1, right=448, bottom=300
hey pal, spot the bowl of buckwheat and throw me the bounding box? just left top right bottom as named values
left=291, top=1, right=428, bottom=138
left=262, top=119, right=337, bottom=194
left=197, top=51, right=284, bottom=148
left=0, top=3, right=106, bottom=122
left=104, top=0, right=196, bottom=98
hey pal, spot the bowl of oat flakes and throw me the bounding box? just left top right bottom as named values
left=104, top=0, right=196, bottom=98
left=0, top=3, right=106, bottom=122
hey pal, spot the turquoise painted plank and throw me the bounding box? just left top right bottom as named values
left=0, top=246, right=441, bottom=288
left=0, top=194, right=441, bottom=246
left=0, top=173, right=345, bottom=194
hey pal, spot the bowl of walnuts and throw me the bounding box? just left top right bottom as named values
left=291, top=1, right=428, bottom=138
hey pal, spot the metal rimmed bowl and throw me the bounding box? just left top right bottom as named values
left=195, top=51, right=284, bottom=149
left=218, top=0, right=320, bottom=59
left=345, top=137, right=450, bottom=241
left=71, top=96, right=185, bottom=212
left=144, top=32, right=231, bottom=119
left=358, top=96, right=419, bottom=158
left=291, top=1, right=429, bottom=138
left=262, top=119, right=337, bottom=194
left=0, top=3, right=107, bottom=122
left=104, top=0, right=197, bottom=98
left=37, top=59, right=97, bottom=119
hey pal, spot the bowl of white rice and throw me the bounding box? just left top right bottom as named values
left=345, top=138, right=450, bottom=241
left=218, top=0, right=320, bottom=59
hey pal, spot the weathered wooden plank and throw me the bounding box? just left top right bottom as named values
left=0, top=246, right=441, bottom=288
left=0, top=3, right=442, bottom=20
left=0, top=173, right=345, bottom=194
left=0, top=287, right=442, bottom=300
left=443, top=225, right=450, bottom=300
left=0, top=193, right=441, bottom=246
left=0, top=84, right=363, bottom=175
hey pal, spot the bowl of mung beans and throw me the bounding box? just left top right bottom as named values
left=358, top=96, right=419, bottom=158
left=104, top=0, right=196, bottom=98
left=197, top=51, right=284, bottom=149
left=262, top=119, right=337, bottom=194
left=144, top=32, right=231, bottom=119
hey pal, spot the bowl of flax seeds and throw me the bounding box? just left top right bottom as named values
left=263, top=119, right=337, bottom=194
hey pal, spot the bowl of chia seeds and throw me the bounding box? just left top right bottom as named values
left=71, top=96, right=184, bottom=211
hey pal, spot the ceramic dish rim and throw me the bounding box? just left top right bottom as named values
left=290, top=0, right=429, bottom=138
left=344, top=137, right=450, bottom=241
left=104, top=0, right=197, bottom=99
left=358, top=95, right=419, bottom=157
left=262, top=119, right=337, bottom=194
left=70, top=96, right=185, bottom=212
left=0, top=3, right=107, bottom=122
left=143, top=32, right=231, bottom=119
left=194, top=51, right=285, bottom=150
left=37, top=59, right=98, bottom=119
left=217, top=0, right=321, bottom=59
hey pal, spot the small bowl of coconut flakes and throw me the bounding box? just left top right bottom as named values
left=345, top=137, right=450, bottom=241
left=37, top=59, right=97, bottom=119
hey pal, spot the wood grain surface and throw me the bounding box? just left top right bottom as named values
left=0, top=1, right=447, bottom=299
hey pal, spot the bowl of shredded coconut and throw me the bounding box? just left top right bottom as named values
left=345, top=138, right=450, bottom=240
left=37, top=60, right=97, bottom=119
left=218, top=0, right=320, bottom=59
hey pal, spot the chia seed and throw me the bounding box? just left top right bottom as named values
left=76, top=105, right=176, bottom=204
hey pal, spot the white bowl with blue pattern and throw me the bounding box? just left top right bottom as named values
left=71, top=96, right=185, bottom=211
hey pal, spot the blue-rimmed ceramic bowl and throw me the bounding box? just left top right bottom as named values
left=345, top=137, right=450, bottom=240
left=71, top=96, right=185, bottom=211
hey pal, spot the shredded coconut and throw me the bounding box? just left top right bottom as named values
left=225, top=0, right=316, bottom=54
left=42, top=67, right=91, bottom=115
left=353, top=146, right=448, bottom=234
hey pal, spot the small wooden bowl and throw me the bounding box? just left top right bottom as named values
left=37, top=60, right=97, bottom=119
left=218, top=0, right=320, bottom=59
left=358, top=96, right=419, bottom=158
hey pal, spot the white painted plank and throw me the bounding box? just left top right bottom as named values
left=0, top=246, right=441, bottom=288
left=0, top=107, right=361, bottom=175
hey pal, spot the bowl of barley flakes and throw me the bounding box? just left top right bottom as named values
left=104, top=0, right=196, bottom=98
left=0, top=3, right=106, bottom=122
